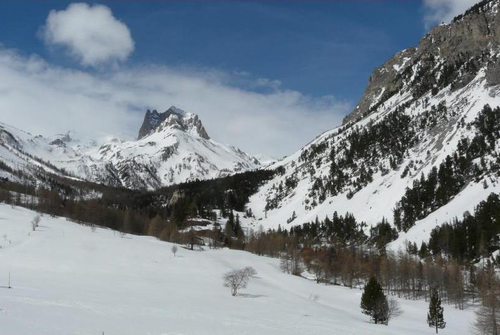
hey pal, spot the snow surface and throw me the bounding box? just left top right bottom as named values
left=0, top=204, right=476, bottom=335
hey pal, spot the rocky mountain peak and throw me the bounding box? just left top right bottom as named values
left=137, top=107, right=210, bottom=140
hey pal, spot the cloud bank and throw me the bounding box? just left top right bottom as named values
left=0, top=47, right=348, bottom=157
left=0, top=3, right=349, bottom=157
left=423, top=0, right=480, bottom=29
left=42, top=3, right=134, bottom=67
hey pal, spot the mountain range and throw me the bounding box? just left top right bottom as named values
left=0, top=106, right=261, bottom=190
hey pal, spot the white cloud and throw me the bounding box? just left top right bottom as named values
left=42, top=3, right=134, bottom=67
left=423, top=0, right=480, bottom=29
left=0, top=47, right=349, bottom=157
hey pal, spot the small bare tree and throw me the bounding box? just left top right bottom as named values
left=243, top=266, right=257, bottom=278
left=385, top=297, right=403, bottom=324
left=31, top=215, right=41, bottom=231
left=223, top=267, right=257, bottom=296
left=171, top=245, right=178, bottom=257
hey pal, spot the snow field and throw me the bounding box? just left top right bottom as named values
left=0, top=204, right=475, bottom=335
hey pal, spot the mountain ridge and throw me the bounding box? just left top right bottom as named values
left=0, top=108, right=260, bottom=190
left=343, top=0, right=500, bottom=125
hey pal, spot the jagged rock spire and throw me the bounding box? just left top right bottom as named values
left=137, top=107, right=210, bottom=140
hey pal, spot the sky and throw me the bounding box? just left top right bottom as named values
left=0, top=0, right=480, bottom=157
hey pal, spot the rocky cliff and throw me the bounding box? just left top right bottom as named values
left=344, top=0, right=500, bottom=124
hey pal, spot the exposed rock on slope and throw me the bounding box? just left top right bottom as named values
left=344, top=0, right=500, bottom=124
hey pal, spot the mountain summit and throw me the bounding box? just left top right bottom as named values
left=345, top=0, right=500, bottom=124
left=138, top=107, right=210, bottom=140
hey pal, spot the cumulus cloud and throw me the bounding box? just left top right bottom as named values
left=42, top=3, right=134, bottom=67
left=0, top=47, right=349, bottom=157
left=423, top=0, right=480, bottom=29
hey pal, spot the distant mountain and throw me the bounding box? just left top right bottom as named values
left=137, top=107, right=210, bottom=141
left=246, top=0, right=500, bottom=249
left=0, top=107, right=260, bottom=190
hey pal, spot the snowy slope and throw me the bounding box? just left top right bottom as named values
left=0, top=204, right=475, bottom=335
left=247, top=0, right=500, bottom=248
left=248, top=77, right=500, bottom=227
left=0, top=107, right=260, bottom=189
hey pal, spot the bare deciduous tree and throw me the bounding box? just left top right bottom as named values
left=242, top=266, right=257, bottom=278
left=31, top=215, right=41, bottom=231
left=474, top=265, right=500, bottom=335
left=385, top=297, right=403, bottom=324
left=223, top=267, right=257, bottom=296
left=473, top=302, right=500, bottom=335
left=171, top=245, right=178, bottom=257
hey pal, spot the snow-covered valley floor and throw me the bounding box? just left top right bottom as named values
left=0, top=204, right=475, bottom=335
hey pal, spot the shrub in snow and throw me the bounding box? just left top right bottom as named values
left=31, top=215, right=41, bottom=231
left=171, top=245, right=178, bottom=257
left=223, top=267, right=257, bottom=296
left=384, top=297, right=403, bottom=325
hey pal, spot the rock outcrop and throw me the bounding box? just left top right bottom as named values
left=343, top=0, right=500, bottom=124
left=138, top=107, right=210, bottom=140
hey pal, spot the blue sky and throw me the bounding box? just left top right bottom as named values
left=0, top=1, right=478, bottom=156
left=0, top=1, right=426, bottom=102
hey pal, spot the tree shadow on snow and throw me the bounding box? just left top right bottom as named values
left=238, top=293, right=266, bottom=299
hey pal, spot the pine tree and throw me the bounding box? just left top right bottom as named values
left=427, top=289, right=446, bottom=333
left=235, top=214, right=242, bottom=238
left=225, top=211, right=235, bottom=242
left=393, top=206, right=402, bottom=232
left=361, top=277, right=387, bottom=324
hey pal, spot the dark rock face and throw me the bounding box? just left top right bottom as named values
left=138, top=108, right=178, bottom=140
left=137, top=107, right=210, bottom=140
left=0, top=127, right=21, bottom=148
left=343, top=0, right=500, bottom=125
left=49, top=139, right=66, bottom=147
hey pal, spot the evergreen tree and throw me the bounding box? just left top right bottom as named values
left=361, top=277, right=388, bottom=324
left=427, top=289, right=446, bottom=333
left=235, top=214, right=242, bottom=238
left=225, top=210, right=235, bottom=241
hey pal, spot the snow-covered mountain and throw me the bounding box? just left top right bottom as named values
left=247, top=0, right=500, bottom=249
left=0, top=107, right=260, bottom=189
